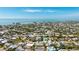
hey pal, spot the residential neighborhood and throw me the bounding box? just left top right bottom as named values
left=0, top=22, right=79, bottom=51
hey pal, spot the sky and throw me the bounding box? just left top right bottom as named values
left=0, top=7, right=79, bottom=20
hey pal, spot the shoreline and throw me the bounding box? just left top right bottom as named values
left=0, top=20, right=79, bottom=25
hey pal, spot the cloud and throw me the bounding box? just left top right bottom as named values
left=24, top=9, right=42, bottom=12
left=23, top=9, right=56, bottom=13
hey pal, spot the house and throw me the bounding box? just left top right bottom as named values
left=11, top=37, right=17, bottom=40
left=15, top=46, right=25, bottom=51
left=55, top=33, right=60, bottom=37
left=36, top=36, right=42, bottom=41
left=26, top=42, right=34, bottom=48
left=0, top=31, right=5, bottom=34
left=47, top=46, right=56, bottom=51
left=1, top=39, right=7, bottom=44
left=4, top=43, right=11, bottom=47
left=0, top=39, right=8, bottom=44
left=0, top=39, right=4, bottom=41
left=46, top=30, right=52, bottom=36
left=8, top=44, right=18, bottom=49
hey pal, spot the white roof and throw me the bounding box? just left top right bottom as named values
left=60, top=41, right=65, bottom=44
left=47, top=46, right=56, bottom=51
left=12, top=37, right=16, bottom=40
left=48, top=40, right=52, bottom=45
left=0, top=39, right=4, bottom=41
left=26, top=43, right=34, bottom=46
left=18, top=42, right=25, bottom=45
left=0, top=31, right=5, bottom=34
left=1, top=40, right=7, bottom=43
left=46, top=30, right=52, bottom=35
left=9, top=45, right=17, bottom=48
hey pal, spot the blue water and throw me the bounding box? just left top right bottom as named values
left=0, top=19, right=66, bottom=25
left=0, top=19, right=33, bottom=25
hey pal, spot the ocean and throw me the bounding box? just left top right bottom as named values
left=0, top=18, right=77, bottom=25
left=0, top=19, right=65, bottom=25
